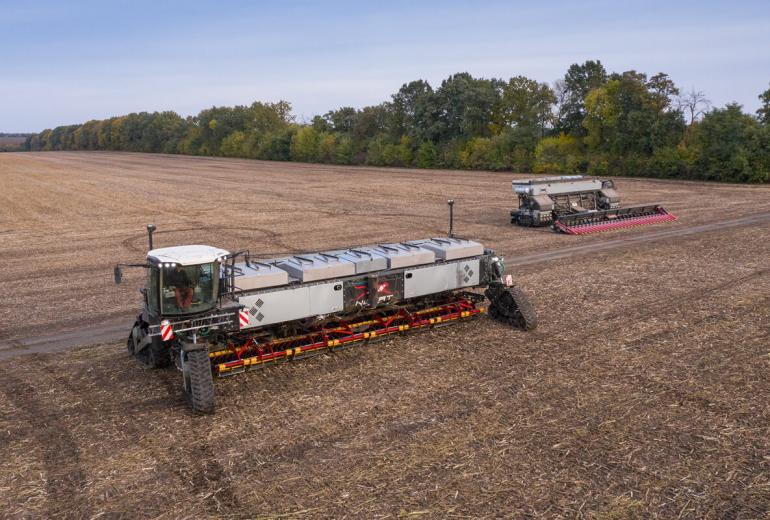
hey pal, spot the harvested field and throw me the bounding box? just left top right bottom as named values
left=0, top=151, right=769, bottom=518
left=0, top=137, right=26, bottom=152
left=0, top=136, right=26, bottom=145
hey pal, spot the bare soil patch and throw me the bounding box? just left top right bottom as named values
left=0, top=152, right=768, bottom=518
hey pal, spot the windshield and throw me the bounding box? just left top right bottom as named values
left=160, top=263, right=218, bottom=315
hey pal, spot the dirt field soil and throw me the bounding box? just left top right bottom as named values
left=0, top=152, right=769, bottom=518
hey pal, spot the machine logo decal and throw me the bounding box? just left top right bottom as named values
left=248, top=298, right=267, bottom=321
left=353, top=281, right=394, bottom=307
left=462, top=264, right=474, bottom=283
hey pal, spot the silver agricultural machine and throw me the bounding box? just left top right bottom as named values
left=115, top=219, right=536, bottom=413
left=510, top=175, right=676, bottom=234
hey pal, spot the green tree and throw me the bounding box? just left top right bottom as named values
left=396, top=135, right=413, bottom=166
left=434, top=73, right=500, bottom=141
left=439, top=140, right=465, bottom=169
left=647, top=146, right=692, bottom=179
left=494, top=127, right=540, bottom=172
left=194, top=105, right=252, bottom=155
left=493, top=76, right=556, bottom=136
left=758, top=84, right=770, bottom=125
left=254, top=127, right=295, bottom=161
left=365, top=135, right=388, bottom=166
left=461, top=137, right=505, bottom=170
left=220, top=131, right=248, bottom=157
left=391, top=80, right=438, bottom=142
left=583, top=71, right=684, bottom=163
left=318, top=132, right=337, bottom=163
left=415, top=141, right=438, bottom=168
left=245, top=101, right=293, bottom=145
left=290, top=126, right=320, bottom=162
left=556, top=60, right=608, bottom=135
left=333, top=136, right=354, bottom=164
left=693, top=103, right=768, bottom=182
left=534, top=134, right=583, bottom=173
left=353, top=104, right=391, bottom=144
left=323, top=106, right=358, bottom=134
left=311, top=115, right=331, bottom=133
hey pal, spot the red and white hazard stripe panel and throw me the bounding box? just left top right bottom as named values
left=239, top=309, right=250, bottom=329
left=160, top=320, right=175, bottom=341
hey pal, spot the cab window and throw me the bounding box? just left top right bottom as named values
left=147, top=267, right=160, bottom=313
left=160, top=263, right=218, bottom=315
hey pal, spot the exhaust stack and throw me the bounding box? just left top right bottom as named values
left=147, top=224, right=156, bottom=250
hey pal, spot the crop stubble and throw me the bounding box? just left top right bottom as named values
left=0, top=152, right=768, bottom=518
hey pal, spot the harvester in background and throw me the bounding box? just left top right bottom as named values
left=510, top=175, right=676, bottom=234
left=115, top=207, right=536, bottom=413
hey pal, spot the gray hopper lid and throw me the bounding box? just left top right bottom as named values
left=418, top=237, right=484, bottom=260
left=371, top=242, right=436, bottom=268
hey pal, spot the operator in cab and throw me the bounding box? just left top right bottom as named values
left=167, top=265, right=193, bottom=309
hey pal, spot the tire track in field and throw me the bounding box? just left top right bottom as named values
left=120, top=225, right=296, bottom=255
left=145, top=357, right=242, bottom=515
left=506, top=211, right=770, bottom=268
left=3, top=262, right=766, bottom=516
left=0, top=371, right=92, bottom=519
left=207, top=286, right=754, bottom=496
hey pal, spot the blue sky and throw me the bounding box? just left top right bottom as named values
left=1, top=0, right=769, bottom=132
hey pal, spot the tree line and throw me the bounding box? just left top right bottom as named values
left=22, top=61, right=770, bottom=183
left=0, top=133, right=32, bottom=152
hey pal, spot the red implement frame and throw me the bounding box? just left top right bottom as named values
left=554, top=206, right=677, bottom=235
left=210, top=297, right=484, bottom=375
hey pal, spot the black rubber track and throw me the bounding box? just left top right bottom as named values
left=485, top=284, right=538, bottom=331
left=131, top=328, right=171, bottom=369
left=126, top=331, right=135, bottom=355
left=147, top=339, right=171, bottom=368
left=509, top=286, right=537, bottom=330
left=184, top=349, right=216, bottom=414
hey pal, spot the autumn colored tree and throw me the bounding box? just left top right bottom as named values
left=18, top=67, right=768, bottom=183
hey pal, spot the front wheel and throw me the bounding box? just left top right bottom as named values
left=182, top=346, right=216, bottom=414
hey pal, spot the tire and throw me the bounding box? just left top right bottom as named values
left=182, top=347, right=216, bottom=414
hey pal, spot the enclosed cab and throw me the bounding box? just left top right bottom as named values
left=144, top=245, right=230, bottom=319
left=123, top=245, right=233, bottom=377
